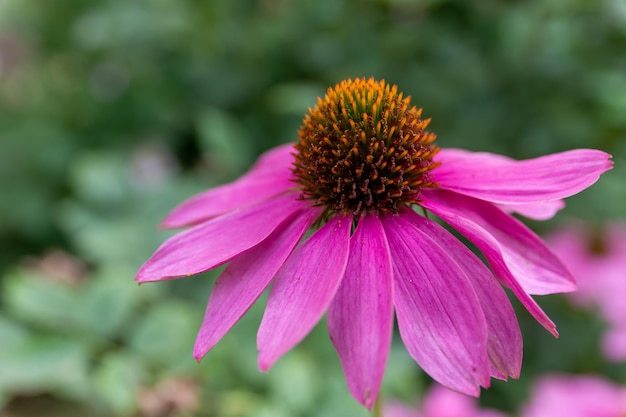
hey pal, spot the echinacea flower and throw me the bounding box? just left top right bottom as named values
left=546, top=222, right=626, bottom=361
left=521, top=374, right=626, bottom=417
left=137, top=78, right=612, bottom=409
left=385, top=383, right=510, bottom=417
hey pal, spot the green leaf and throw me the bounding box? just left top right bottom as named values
left=268, top=351, right=319, bottom=413
left=264, top=83, right=324, bottom=115
left=0, top=313, right=29, bottom=348
left=127, top=300, right=199, bottom=372
left=2, top=269, right=80, bottom=332
left=76, top=266, right=140, bottom=339
left=196, top=107, right=254, bottom=175
left=92, top=351, right=146, bottom=415
left=69, top=151, right=130, bottom=207
left=0, top=333, right=90, bottom=400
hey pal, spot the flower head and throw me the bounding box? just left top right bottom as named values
left=521, top=374, right=626, bottom=417
left=546, top=222, right=626, bottom=361
left=385, top=383, right=510, bottom=417
left=293, top=78, right=439, bottom=218
left=137, top=78, right=613, bottom=408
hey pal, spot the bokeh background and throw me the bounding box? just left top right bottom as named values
left=1, top=0, right=625, bottom=416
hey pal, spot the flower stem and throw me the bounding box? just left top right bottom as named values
left=372, top=397, right=382, bottom=417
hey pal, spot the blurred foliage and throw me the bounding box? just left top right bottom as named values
left=0, top=0, right=624, bottom=416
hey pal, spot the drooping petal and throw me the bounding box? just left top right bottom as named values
left=193, top=207, right=321, bottom=360
left=136, top=194, right=306, bottom=283
left=162, top=144, right=297, bottom=228
left=400, top=209, right=522, bottom=380
left=423, top=189, right=575, bottom=295
left=433, top=148, right=613, bottom=204
left=257, top=214, right=351, bottom=371
left=382, top=212, right=490, bottom=396
left=497, top=199, right=566, bottom=221
left=327, top=214, right=393, bottom=409
left=420, top=190, right=558, bottom=336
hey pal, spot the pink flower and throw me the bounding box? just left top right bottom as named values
left=385, top=384, right=510, bottom=417
left=521, top=374, right=626, bottom=417
left=546, top=223, right=626, bottom=361
left=136, top=78, right=612, bottom=408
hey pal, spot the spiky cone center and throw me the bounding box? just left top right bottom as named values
left=293, top=77, right=440, bottom=220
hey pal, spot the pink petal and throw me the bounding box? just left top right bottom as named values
left=400, top=209, right=522, bottom=380
left=422, top=384, right=477, bottom=416
left=544, top=223, right=604, bottom=306
left=382, top=212, right=490, bottom=396
left=257, top=214, right=351, bottom=371
left=193, top=207, right=320, bottom=360
left=162, top=144, right=297, bottom=228
left=423, top=189, right=575, bottom=295
left=434, top=148, right=613, bottom=204
left=422, top=384, right=510, bottom=417
left=383, top=403, right=415, bottom=417
left=420, top=190, right=559, bottom=337
left=497, top=199, right=566, bottom=221
left=327, top=214, right=393, bottom=409
left=522, top=375, right=624, bottom=417
left=136, top=194, right=306, bottom=283
left=602, top=327, right=626, bottom=362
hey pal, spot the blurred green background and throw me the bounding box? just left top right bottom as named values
left=1, top=0, right=625, bottom=416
